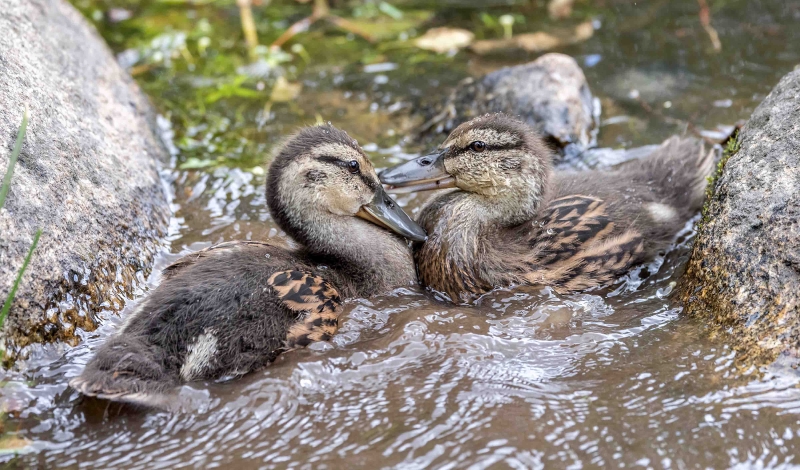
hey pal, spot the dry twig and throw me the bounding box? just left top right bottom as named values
left=697, top=0, right=722, bottom=51
left=237, top=0, right=260, bottom=57
left=271, top=0, right=374, bottom=50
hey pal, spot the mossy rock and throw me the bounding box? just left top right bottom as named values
left=0, top=0, right=170, bottom=359
left=413, top=53, right=596, bottom=157
left=680, top=68, right=800, bottom=367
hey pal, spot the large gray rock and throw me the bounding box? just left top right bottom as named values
left=680, top=69, right=800, bottom=365
left=0, top=0, right=170, bottom=357
left=415, top=53, right=597, bottom=155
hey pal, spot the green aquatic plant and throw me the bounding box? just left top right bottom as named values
left=68, top=0, right=455, bottom=169
left=0, top=230, right=42, bottom=333
left=0, top=109, right=28, bottom=211
left=0, top=110, right=41, bottom=361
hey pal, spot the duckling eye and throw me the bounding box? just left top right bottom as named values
left=347, top=160, right=360, bottom=173
left=469, top=141, right=486, bottom=152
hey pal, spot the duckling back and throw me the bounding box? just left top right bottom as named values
left=70, top=241, right=342, bottom=407
left=552, top=136, right=714, bottom=258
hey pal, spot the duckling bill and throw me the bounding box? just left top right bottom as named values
left=70, top=124, right=425, bottom=407
left=381, top=113, right=714, bottom=303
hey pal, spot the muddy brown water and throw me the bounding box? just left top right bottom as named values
left=4, top=0, right=800, bottom=468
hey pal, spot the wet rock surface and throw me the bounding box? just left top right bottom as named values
left=414, top=53, right=597, bottom=155
left=680, top=69, right=800, bottom=365
left=0, top=0, right=170, bottom=356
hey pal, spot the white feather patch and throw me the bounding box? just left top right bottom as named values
left=647, top=203, right=678, bottom=222
left=180, top=330, right=218, bottom=381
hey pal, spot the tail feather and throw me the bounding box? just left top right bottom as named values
left=681, top=136, right=717, bottom=205
left=694, top=143, right=719, bottom=197
left=70, top=336, right=177, bottom=408
left=618, top=136, right=714, bottom=212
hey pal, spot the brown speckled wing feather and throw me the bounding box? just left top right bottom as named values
left=523, top=195, right=644, bottom=291
left=267, top=270, right=342, bottom=348
left=533, top=196, right=614, bottom=263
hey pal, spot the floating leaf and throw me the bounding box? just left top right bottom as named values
left=0, top=434, right=32, bottom=455
left=270, top=76, right=302, bottom=103
left=344, top=10, right=433, bottom=41
left=548, top=0, right=575, bottom=20
left=470, top=21, right=593, bottom=55
left=414, top=27, right=474, bottom=54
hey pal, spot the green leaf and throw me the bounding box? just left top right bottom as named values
left=179, top=157, right=217, bottom=169
left=480, top=12, right=498, bottom=28
left=231, top=88, right=264, bottom=99
left=0, top=229, right=42, bottom=329
left=0, top=109, right=29, bottom=211
left=379, top=2, right=404, bottom=20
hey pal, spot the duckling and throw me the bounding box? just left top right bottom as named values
left=380, top=113, right=714, bottom=303
left=70, top=124, right=426, bottom=406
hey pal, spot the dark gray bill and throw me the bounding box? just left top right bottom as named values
left=379, top=149, right=455, bottom=192
left=356, top=186, right=427, bottom=242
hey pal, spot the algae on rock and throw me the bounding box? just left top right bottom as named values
left=680, top=69, right=800, bottom=366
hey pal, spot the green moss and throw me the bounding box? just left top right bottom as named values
left=698, top=132, right=740, bottom=229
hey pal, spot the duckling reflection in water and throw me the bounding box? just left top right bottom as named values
left=70, top=124, right=426, bottom=406
left=380, top=113, right=714, bottom=304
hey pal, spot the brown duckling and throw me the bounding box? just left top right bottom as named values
left=70, top=124, right=426, bottom=406
left=380, top=113, right=713, bottom=303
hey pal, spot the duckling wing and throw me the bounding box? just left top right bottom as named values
left=524, top=195, right=644, bottom=291
left=534, top=195, right=615, bottom=262
left=268, top=270, right=342, bottom=349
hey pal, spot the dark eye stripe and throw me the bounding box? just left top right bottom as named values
left=316, top=156, right=379, bottom=189
left=487, top=142, right=523, bottom=151
left=452, top=141, right=523, bottom=156
left=316, top=155, right=346, bottom=166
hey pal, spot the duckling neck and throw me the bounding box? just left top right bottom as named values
left=416, top=184, right=549, bottom=302
left=462, top=167, right=550, bottom=227
left=295, top=216, right=417, bottom=297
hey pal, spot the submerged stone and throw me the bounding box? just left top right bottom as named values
left=0, top=0, right=170, bottom=358
left=680, top=68, right=800, bottom=366
left=414, top=53, right=597, bottom=156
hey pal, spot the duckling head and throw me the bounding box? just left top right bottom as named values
left=267, top=124, right=426, bottom=254
left=381, top=113, right=553, bottom=224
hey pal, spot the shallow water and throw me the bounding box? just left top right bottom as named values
left=4, top=0, right=800, bottom=468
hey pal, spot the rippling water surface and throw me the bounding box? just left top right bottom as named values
left=4, top=0, right=800, bottom=468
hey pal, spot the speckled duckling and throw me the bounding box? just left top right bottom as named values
left=380, top=113, right=714, bottom=303
left=70, top=125, right=426, bottom=406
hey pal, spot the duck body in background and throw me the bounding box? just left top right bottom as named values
left=70, top=125, right=426, bottom=406
left=380, top=113, right=714, bottom=303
